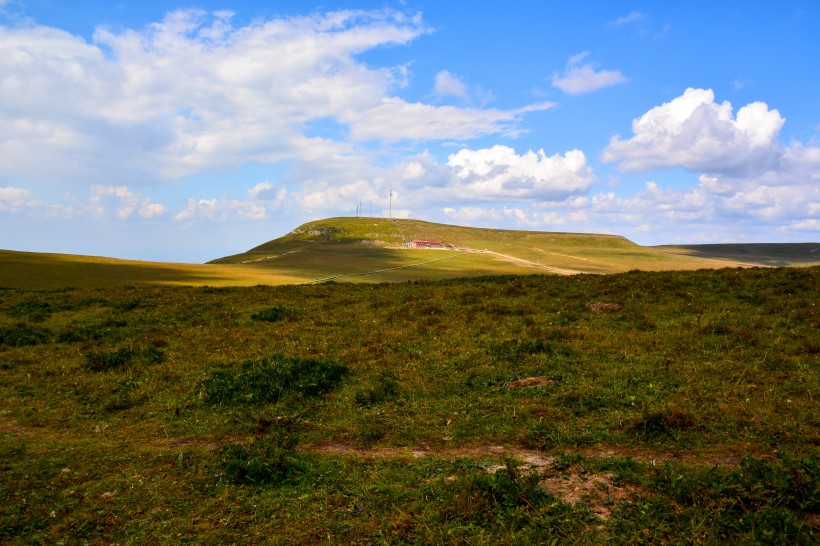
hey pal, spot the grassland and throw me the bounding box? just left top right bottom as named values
left=214, top=217, right=751, bottom=277
left=658, top=243, right=820, bottom=267
left=0, top=250, right=302, bottom=290
left=5, top=219, right=815, bottom=291
left=1, top=265, right=817, bottom=543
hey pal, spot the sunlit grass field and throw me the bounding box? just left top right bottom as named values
left=1, top=265, right=817, bottom=543
left=1, top=217, right=764, bottom=291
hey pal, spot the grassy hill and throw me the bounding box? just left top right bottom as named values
left=658, top=243, right=820, bottom=267
left=0, top=249, right=298, bottom=290
left=3, top=218, right=816, bottom=290
left=1, top=266, right=817, bottom=543
left=210, top=217, right=747, bottom=280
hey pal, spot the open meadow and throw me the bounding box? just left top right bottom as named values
left=1, top=264, right=817, bottom=543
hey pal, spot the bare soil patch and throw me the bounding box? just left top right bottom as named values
left=585, top=301, right=622, bottom=313
left=507, top=376, right=551, bottom=388
left=540, top=471, right=634, bottom=521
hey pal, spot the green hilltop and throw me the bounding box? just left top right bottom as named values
left=209, top=217, right=748, bottom=281
left=2, top=217, right=817, bottom=289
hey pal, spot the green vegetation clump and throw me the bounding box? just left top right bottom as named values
left=216, top=431, right=302, bottom=486
left=0, top=324, right=50, bottom=347
left=7, top=301, right=54, bottom=322
left=250, top=305, right=292, bottom=322
left=85, top=345, right=165, bottom=371
left=612, top=455, right=819, bottom=543
left=354, top=368, right=400, bottom=406
left=202, top=355, right=348, bottom=405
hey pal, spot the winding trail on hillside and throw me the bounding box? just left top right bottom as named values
left=297, top=253, right=462, bottom=284
left=477, top=250, right=583, bottom=275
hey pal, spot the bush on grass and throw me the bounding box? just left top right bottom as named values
left=202, top=354, right=348, bottom=405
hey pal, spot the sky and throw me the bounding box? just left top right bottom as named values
left=1, top=1, right=818, bottom=262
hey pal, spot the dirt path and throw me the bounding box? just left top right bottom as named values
left=0, top=417, right=752, bottom=522
left=477, top=250, right=583, bottom=275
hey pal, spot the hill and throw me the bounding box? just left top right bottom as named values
left=3, top=218, right=816, bottom=289
left=209, top=217, right=747, bottom=280
left=657, top=242, right=820, bottom=267
left=0, top=249, right=294, bottom=290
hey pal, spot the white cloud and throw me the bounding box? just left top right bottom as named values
left=285, top=144, right=597, bottom=219
left=346, top=98, right=553, bottom=141
left=89, top=185, right=167, bottom=220
left=0, top=185, right=30, bottom=211
left=599, top=88, right=820, bottom=235
left=434, top=70, right=469, bottom=100
left=603, top=88, right=785, bottom=175
left=173, top=182, right=286, bottom=221
left=551, top=52, right=627, bottom=95
left=432, top=70, right=495, bottom=106
left=609, top=11, right=644, bottom=27
left=0, top=9, right=548, bottom=189
left=790, top=219, right=819, bottom=231
left=139, top=203, right=168, bottom=218
left=248, top=182, right=287, bottom=204
left=445, top=145, right=597, bottom=201
left=0, top=186, right=29, bottom=202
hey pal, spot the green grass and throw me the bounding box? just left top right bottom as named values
left=8, top=219, right=812, bottom=292
left=211, top=217, right=751, bottom=276
left=1, top=266, right=817, bottom=542
left=0, top=249, right=299, bottom=289
left=658, top=243, right=820, bottom=267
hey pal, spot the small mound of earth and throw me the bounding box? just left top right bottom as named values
left=540, top=472, right=632, bottom=521
left=585, top=301, right=622, bottom=313
left=508, top=376, right=551, bottom=388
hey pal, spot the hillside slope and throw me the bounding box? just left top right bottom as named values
left=657, top=242, right=820, bottom=266
left=210, top=217, right=745, bottom=279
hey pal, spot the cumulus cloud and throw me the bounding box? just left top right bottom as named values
left=0, top=9, right=549, bottom=189
left=598, top=89, right=819, bottom=237
left=286, top=144, right=597, bottom=218
left=445, top=145, right=596, bottom=201
left=603, top=88, right=785, bottom=175
left=551, top=52, right=627, bottom=95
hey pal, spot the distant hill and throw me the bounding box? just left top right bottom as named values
left=3, top=219, right=814, bottom=289
left=656, top=243, right=820, bottom=267
left=208, top=217, right=750, bottom=281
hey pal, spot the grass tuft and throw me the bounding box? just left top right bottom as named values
left=202, top=354, right=348, bottom=405
left=85, top=345, right=165, bottom=372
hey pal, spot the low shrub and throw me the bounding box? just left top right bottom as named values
left=202, top=354, right=348, bottom=405
left=251, top=306, right=293, bottom=322
left=216, top=431, right=302, bottom=486
left=435, top=458, right=559, bottom=527
left=0, top=324, right=50, bottom=347
left=8, top=301, right=53, bottom=322
left=85, top=346, right=165, bottom=372
left=112, top=299, right=141, bottom=311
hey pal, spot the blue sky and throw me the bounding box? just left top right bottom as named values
left=1, top=1, right=818, bottom=262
